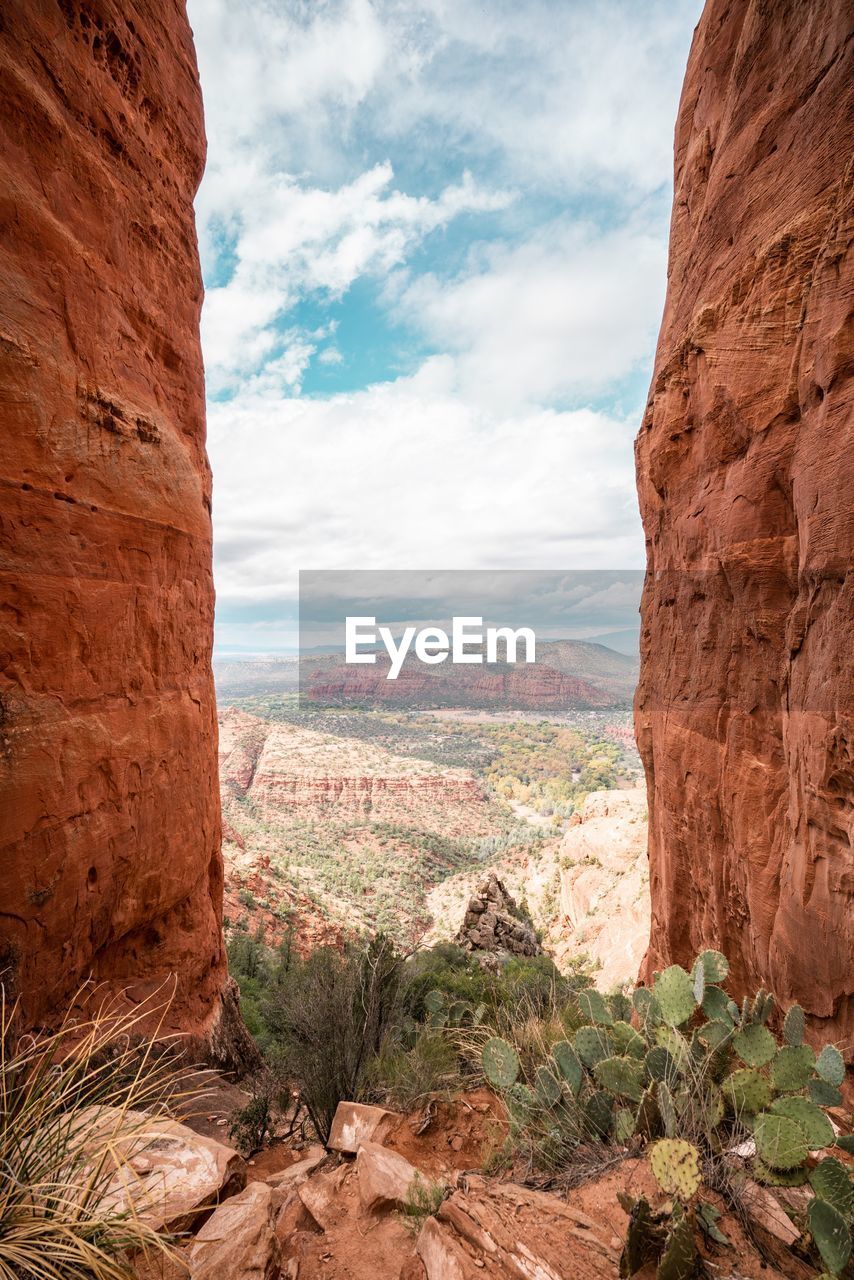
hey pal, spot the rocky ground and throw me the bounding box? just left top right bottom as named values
left=126, top=1080, right=834, bottom=1280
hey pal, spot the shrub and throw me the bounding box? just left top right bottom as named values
left=229, top=1072, right=277, bottom=1155
left=263, top=934, right=402, bottom=1143
left=0, top=985, right=191, bottom=1280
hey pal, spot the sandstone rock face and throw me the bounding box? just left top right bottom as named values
left=455, top=872, right=542, bottom=958
left=635, top=0, right=854, bottom=1049
left=0, top=5, right=229, bottom=1042
left=558, top=789, right=650, bottom=989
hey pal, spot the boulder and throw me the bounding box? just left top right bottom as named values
left=85, top=1108, right=246, bottom=1233
left=327, top=1101, right=397, bottom=1154
left=266, top=1146, right=326, bottom=1195
left=188, top=1181, right=280, bottom=1280
left=455, top=873, right=541, bottom=958
left=297, top=1165, right=350, bottom=1232
left=355, top=1141, right=427, bottom=1213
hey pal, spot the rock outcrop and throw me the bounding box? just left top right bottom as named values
left=635, top=0, right=854, bottom=1050
left=0, top=3, right=232, bottom=1048
left=455, top=873, right=542, bottom=958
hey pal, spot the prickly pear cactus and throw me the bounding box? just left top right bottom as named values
left=649, top=1139, right=701, bottom=1200
left=578, top=987, right=613, bottom=1026
left=611, top=1020, right=646, bottom=1060
left=645, top=1045, right=677, bottom=1084
left=723, top=1067, right=772, bottom=1115
left=816, top=1044, right=845, bottom=1088
left=783, top=1003, right=805, bottom=1046
left=585, top=1088, right=614, bottom=1138
left=656, top=1205, right=697, bottom=1280
left=770, top=1096, right=834, bottom=1149
left=810, top=1077, right=843, bottom=1108
left=534, top=1064, right=561, bottom=1108
left=657, top=1082, right=677, bottom=1139
left=696, top=949, right=729, bottom=983
left=593, top=1055, right=644, bottom=1103
left=634, top=1083, right=662, bottom=1140
left=700, top=984, right=733, bottom=1024
left=753, top=1159, right=809, bottom=1187
left=653, top=966, right=697, bottom=1028
left=552, top=1039, right=583, bottom=1095
left=809, top=1157, right=854, bottom=1221
left=574, top=1024, right=613, bottom=1068
left=770, top=1044, right=816, bottom=1092
left=808, top=1197, right=852, bottom=1277
left=423, top=989, right=444, bottom=1014
left=733, top=1022, right=776, bottom=1067
left=482, top=1037, right=519, bottom=1089
left=754, top=1113, right=809, bottom=1170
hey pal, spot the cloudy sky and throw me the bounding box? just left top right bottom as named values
left=187, top=0, right=703, bottom=652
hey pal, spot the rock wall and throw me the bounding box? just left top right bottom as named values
left=0, top=0, right=234, bottom=1051
left=636, top=0, right=853, bottom=1051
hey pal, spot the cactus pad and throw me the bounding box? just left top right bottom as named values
left=578, top=988, right=613, bottom=1026
left=424, top=989, right=445, bottom=1014
left=754, top=1113, right=809, bottom=1170
left=696, top=949, right=729, bottom=983
left=810, top=1157, right=854, bottom=1223
left=771, top=1096, right=834, bottom=1149
left=552, top=1039, right=583, bottom=1095
left=585, top=1089, right=614, bottom=1137
left=808, top=1198, right=852, bottom=1276
left=783, top=1003, right=805, bottom=1047
left=611, top=1019, right=646, bottom=1059
left=482, top=1037, right=520, bottom=1089
left=574, top=1025, right=613, bottom=1068
left=691, top=959, right=706, bottom=1006
left=657, top=1206, right=697, bottom=1280
left=634, top=1083, right=662, bottom=1140
left=733, top=1023, right=777, bottom=1067
left=614, top=1107, right=635, bottom=1143
left=534, top=1065, right=562, bottom=1108
left=646, top=1045, right=678, bottom=1084
left=810, top=1078, right=843, bottom=1108
left=608, top=991, right=633, bottom=1023
left=771, top=1044, right=816, bottom=1092
left=753, top=1159, right=808, bottom=1187
left=701, top=984, right=733, bottom=1024
left=658, top=1081, right=678, bottom=1138
left=653, top=966, right=698, bottom=1027
left=649, top=1139, right=702, bottom=1199
left=723, top=1068, right=772, bottom=1115
left=699, top=1019, right=733, bottom=1051
left=816, top=1044, right=846, bottom=1088
left=593, top=1054, right=644, bottom=1102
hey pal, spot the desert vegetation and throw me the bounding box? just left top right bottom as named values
left=229, top=928, right=854, bottom=1278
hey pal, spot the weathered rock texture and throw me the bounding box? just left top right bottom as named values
left=0, top=1, right=230, bottom=1046
left=456, top=873, right=542, bottom=958
left=635, top=0, right=854, bottom=1051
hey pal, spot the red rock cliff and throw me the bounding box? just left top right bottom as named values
left=636, top=0, right=853, bottom=1051
left=0, top=0, right=240, bottom=1057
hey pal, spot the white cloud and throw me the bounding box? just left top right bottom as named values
left=200, top=162, right=511, bottom=393
left=208, top=361, right=644, bottom=611
left=393, top=222, right=666, bottom=410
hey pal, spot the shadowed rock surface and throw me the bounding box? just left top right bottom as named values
left=635, top=0, right=854, bottom=1051
left=0, top=1, right=237, bottom=1053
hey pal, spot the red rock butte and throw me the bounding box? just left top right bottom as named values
left=636, top=0, right=854, bottom=1052
left=0, top=1, right=246, bottom=1061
